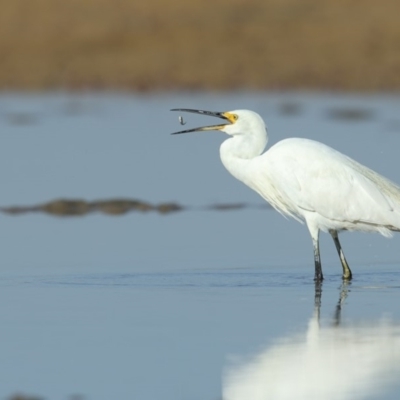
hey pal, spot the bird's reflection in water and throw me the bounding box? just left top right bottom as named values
left=223, top=283, right=400, bottom=400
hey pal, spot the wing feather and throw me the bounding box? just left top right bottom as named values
left=252, top=139, right=400, bottom=228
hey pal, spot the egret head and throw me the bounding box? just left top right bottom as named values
left=171, top=109, right=265, bottom=136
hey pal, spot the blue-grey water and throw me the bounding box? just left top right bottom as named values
left=0, top=92, right=400, bottom=399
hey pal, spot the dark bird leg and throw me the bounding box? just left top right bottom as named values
left=308, top=225, right=323, bottom=281
left=312, top=234, right=324, bottom=282
left=329, top=230, right=352, bottom=280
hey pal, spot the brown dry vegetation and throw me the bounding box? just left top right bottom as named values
left=1, top=0, right=400, bottom=91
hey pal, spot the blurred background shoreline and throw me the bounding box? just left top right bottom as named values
left=1, top=0, right=400, bottom=92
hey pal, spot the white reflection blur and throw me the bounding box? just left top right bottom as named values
left=223, top=284, right=400, bottom=400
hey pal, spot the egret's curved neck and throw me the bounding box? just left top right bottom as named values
left=221, top=133, right=267, bottom=159
left=219, top=128, right=267, bottom=183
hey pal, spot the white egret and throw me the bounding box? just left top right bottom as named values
left=171, top=109, right=400, bottom=281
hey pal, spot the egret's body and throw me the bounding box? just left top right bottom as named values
left=172, top=109, right=400, bottom=281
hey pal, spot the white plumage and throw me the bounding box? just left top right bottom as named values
left=172, top=108, right=400, bottom=280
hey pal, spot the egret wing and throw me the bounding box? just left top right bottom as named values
left=254, top=139, right=400, bottom=227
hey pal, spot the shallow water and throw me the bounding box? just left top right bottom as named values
left=1, top=92, right=400, bottom=399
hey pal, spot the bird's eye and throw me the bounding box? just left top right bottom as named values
left=233, top=114, right=238, bottom=121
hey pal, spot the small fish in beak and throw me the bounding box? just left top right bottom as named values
left=170, top=108, right=232, bottom=135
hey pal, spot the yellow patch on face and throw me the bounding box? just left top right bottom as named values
left=222, top=112, right=238, bottom=124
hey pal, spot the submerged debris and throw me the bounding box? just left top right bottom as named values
left=326, top=107, right=374, bottom=121
left=1, top=199, right=183, bottom=217
left=209, top=203, right=247, bottom=211
left=0, top=198, right=268, bottom=217
left=40, top=199, right=92, bottom=216
left=8, top=394, right=43, bottom=400
left=157, top=202, right=184, bottom=214
left=93, top=199, right=153, bottom=215
left=277, top=102, right=303, bottom=116
left=6, top=112, right=38, bottom=126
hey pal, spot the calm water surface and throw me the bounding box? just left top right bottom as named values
left=0, top=92, right=400, bottom=399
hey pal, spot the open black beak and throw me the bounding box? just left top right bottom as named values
left=170, top=108, right=230, bottom=134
